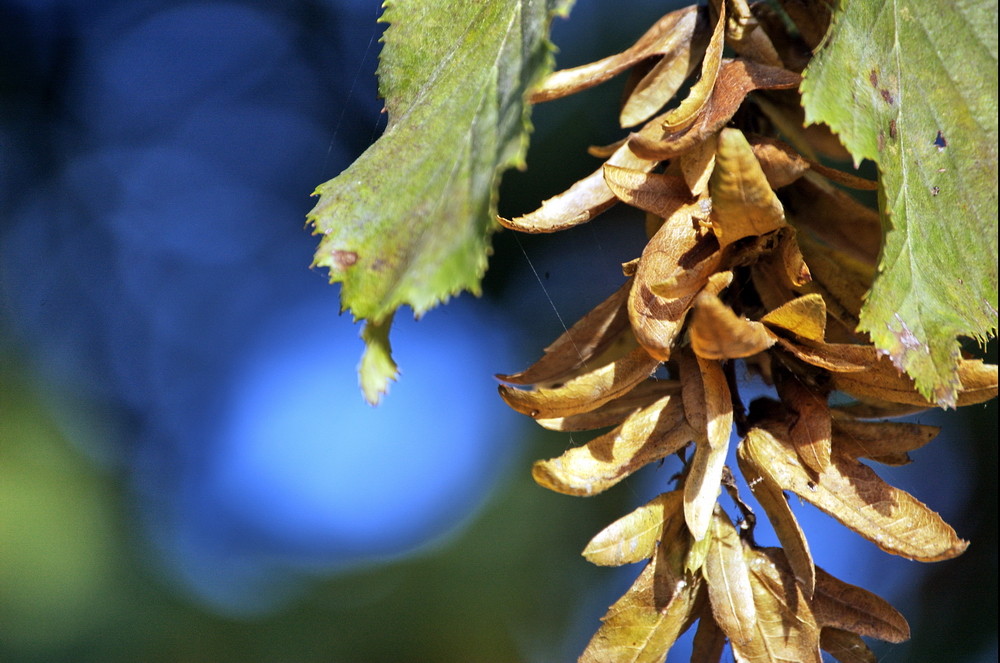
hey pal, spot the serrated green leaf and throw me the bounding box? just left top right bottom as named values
left=308, top=0, right=574, bottom=399
left=800, top=0, right=998, bottom=406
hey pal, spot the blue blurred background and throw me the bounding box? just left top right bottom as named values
left=0, top=1, right=995, bottom=661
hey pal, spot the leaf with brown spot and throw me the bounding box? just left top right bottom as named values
left=813, top=565, right=910, bottom=643
left=498, top=344, right=660, bottom=419
left=832, top=357, right=998, bottom=408
left=628, top=205, right=721, bottom=360
left=628, top=59, right=801, bottom=161
left=536, top=378, right=680, bottom=431
left=819, top=628, right=877, bottom=663
left=831, top=398, right=929, bottom=421
left=703, top=510, right=757, bottom=648
left=737, top=430, right=815, bottom=598
left=737, top=547, right=823, bottom=662
left=776, top=374, right=831, bottom=473
left=683, top=357, right=732, bottom=541
left=660, top=0, right=726, bottom=133
left=532, top=393, right=693, bottom=496
left=761, top=293, right=827, bottom=343
left=709, top=128, right=786, bottom=246
left=583, top=491, right=683, bottom=566
left=689, top=292, right=776, bottom=359
left=498, top=281, right=631, bottom=386
left=832, top=419, right=938, bottom=465
left=531, top=6, right=702, bottom=104
left=743, top=425, right=969, bottom=562
left=579, top=537, right=702, bottom=663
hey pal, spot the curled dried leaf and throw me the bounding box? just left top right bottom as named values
left=536, top=378, right=680, bottom=431
left=498, top=281, right=632, bottom=386
left=532, top=393, right=693, bottom=496
left=620, top=8, right=710, bottom=127
left=708, top=127, right=786, bottom=246
left=660, top=0, right=726, bottom=133
left=744, top=424, right=969, bottom=562
left=813, top=565, right=910, bottom=643
left=583, top=490, right=683, bottom=566
left=628, top=59, right=801, bottom=161
left=689, top=292, right=777, bottom=359
left=531, top=6, right=702, bottom=103
left=498, top=344, right=660, bottom=419
left=629, top=204, right=721, bottom=360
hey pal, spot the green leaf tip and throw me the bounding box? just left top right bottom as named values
left=360, top=315, right=397, bottom=406
left=800, top=0, right=998, bottom=407
left=307, top=0, right=576, bottom=402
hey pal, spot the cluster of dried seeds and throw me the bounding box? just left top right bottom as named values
left=497, top=1, right=999, bottom=661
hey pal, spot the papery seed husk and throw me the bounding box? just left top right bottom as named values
left=738, top=547, right=823, bottom=662
left=660, top=0, right=726, bottom=133
left=679, top=132, right=718, bottom=196
left=628, top=59, right=801, bottom=161
left=536, top=378, right=680, bottom=431
left=819, top=628, right=878, bottom=663
left=737, top=431, right=815, bottom=597
left=532, top=393, right=693, bottom=496
left=498, top=343, right=660, bottom=419
left=498, top=280, right=632, bottom=386
left=833, top=357, right=998, bottom=408
left=776, top=373, right=832, bottom=473
left=603, top=165, right=693, bottom=219
left=831, top=419, right=938, bottom=461
left=709, top=128, right=786, bottom=246
left=785, top=176, right=882, bottom=264
left=620, top=7, right=710, bottom=128
left=813, top=566, right=910, bottom=643
left=744, top=424, right=969, bottom=562
left=629, top=204, right=721, bottom=360
left=579, top=534, right=702, bottom=663
left=761, top=293, right=827, bottom=342
left=689, top=292, right=776, bottom=359
left=703, top=510, right=756, bottom=648
left=583, top=490, right=683, bottom=566
left=683, top=358, right=732, bottom=540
